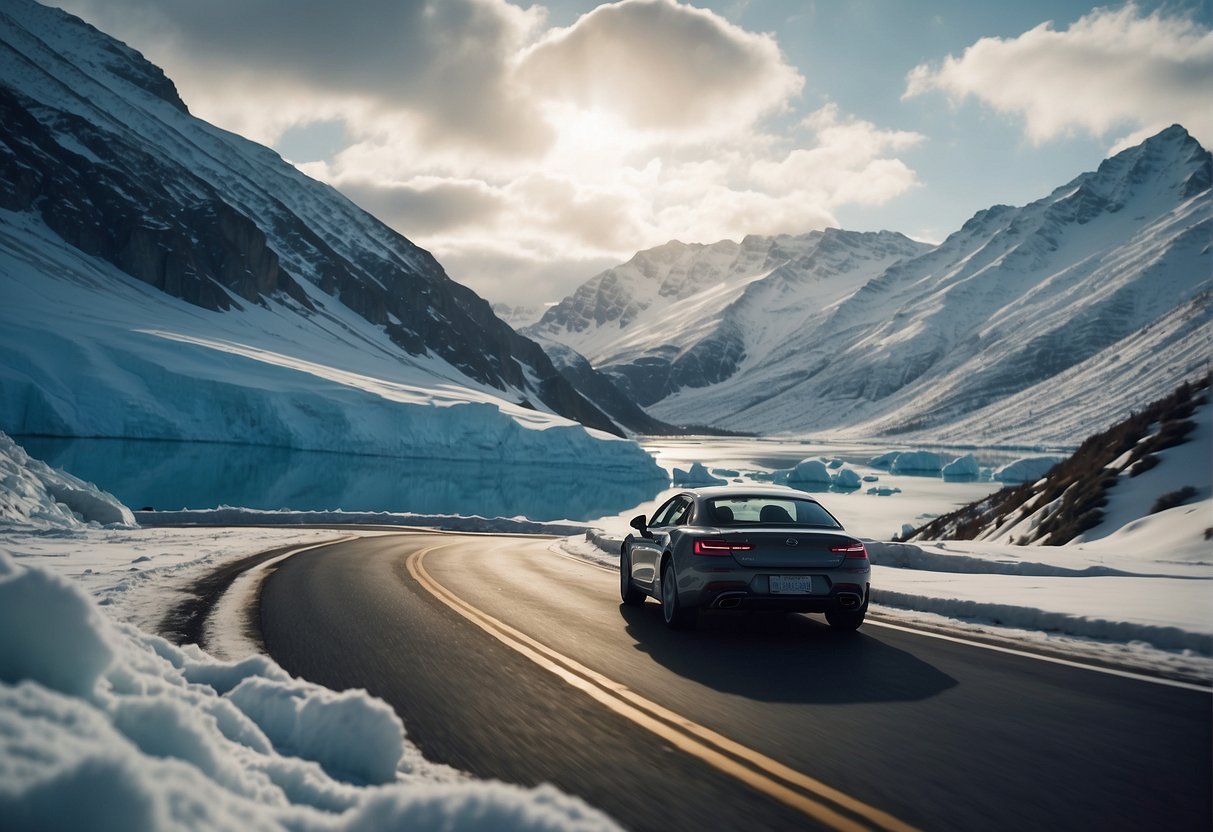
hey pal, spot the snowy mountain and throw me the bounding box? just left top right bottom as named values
left=0, top=0, right=663, bottom=468
left=492, top=302, right=550, bottom=329
left=526, top=229, right=932, bottom=406
left=535, top=127, right=1211, bottom=446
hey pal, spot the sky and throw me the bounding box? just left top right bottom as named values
left=50, top=0, right=1213, bottom=307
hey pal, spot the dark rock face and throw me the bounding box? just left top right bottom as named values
left=528, top=337, right=684, bottom=435
left=0, top=85, right=312, bottom=313
left=0, top=0, right=634, bottom=437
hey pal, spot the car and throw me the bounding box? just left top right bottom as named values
left=620, top=485, right=870, bottom=631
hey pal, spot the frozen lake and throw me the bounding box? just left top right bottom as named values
left=18, top=435, right=1029, bottom=537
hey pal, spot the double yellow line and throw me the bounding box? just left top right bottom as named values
left=407, top=544, right=920, bottom=832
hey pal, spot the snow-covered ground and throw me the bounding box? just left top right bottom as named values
left=0, top=435, right=622, bottom=830
left=2, top=427, right=1209, bottom=829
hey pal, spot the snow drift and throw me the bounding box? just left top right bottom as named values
left=0, top=431, right=134, bottom=529
left=0, top=550, right=620, bottom=831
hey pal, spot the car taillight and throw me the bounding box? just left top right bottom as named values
left=694, top=539, right=753, bottom=556
left=831, top=541, right=868, bottom=560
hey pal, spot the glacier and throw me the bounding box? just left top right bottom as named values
left=0, top=0, right=663, bottom=474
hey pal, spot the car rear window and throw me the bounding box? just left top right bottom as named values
left=705, top=496, right=841, bottom=529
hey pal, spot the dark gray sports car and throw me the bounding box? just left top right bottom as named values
left=620, top=486, right=870, bottom=630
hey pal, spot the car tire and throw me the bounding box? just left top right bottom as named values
left=620, top=547, right=645, bottom=606
left=661, top=560, right=696, bottom=630
left=825, top=608, right=865, bottom=631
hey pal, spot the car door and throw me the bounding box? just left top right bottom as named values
left=642, top=495, right=692, bottom=585
left=630, top=495, right=685, bottom=586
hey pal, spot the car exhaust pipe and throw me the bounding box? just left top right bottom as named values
left=836, top=593, right=861, bottom=609
left=714, top=594, right=744, bottom=610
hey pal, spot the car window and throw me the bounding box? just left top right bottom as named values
left=706, top=496, right=841, bottom=528
left=669, top=498, right=692, bottom=526
left=650, top=497, right=683, bottom=527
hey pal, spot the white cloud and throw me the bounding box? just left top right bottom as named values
left=904, top=4, right=1213, bottom=149
left=516, top=0, right=803, bottom=140
left=51, top=0, right=924, bottom=305
left=54, top=0, right=552, bottom=155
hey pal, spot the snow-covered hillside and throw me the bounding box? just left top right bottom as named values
left=913, top=378, right=1212, bottom=547
left=527, top=230, right=930, bottom=407
left=537, top=127, right=1211, bottom=446
left=0, top=214, right=662, bottom=471
left=0, top=0, right=662, bottom=466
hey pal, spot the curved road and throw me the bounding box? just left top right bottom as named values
left=259, top=532, right=1211, bottom=832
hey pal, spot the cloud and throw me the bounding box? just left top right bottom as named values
left=749, top=105, right=923, bottom=204
left=55, top=0, right=553, bottom=155
left=903, top=4, right=1213, bottom=148
left=51, top=0, right=923, bottom=305
left=517, top=0, right=803, bottom=139
left=336, top=178, right=506, bottom=235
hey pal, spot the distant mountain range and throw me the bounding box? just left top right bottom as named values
left=0, top=0, right=670, bottom=466
left=529, top=125, right=1211, bottom=447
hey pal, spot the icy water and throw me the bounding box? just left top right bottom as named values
left=631, top=436, right=1023, bottom=539
left=17, top=437, right=665, bottom=523
left=20, top=435, right=1027, bottom=535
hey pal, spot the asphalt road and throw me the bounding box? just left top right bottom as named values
left=259, top=532, right=1212, bottom=832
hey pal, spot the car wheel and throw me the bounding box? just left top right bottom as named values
left=825, top=608, right=865, bottom=631
left=661, top=560, right=696, bottom=630
left=620, top=547, right=645, bottom=606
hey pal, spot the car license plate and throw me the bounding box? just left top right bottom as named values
left=770, top=575, right=812, bottom=594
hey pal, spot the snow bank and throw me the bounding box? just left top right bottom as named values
left=0, top=432, right=135, bottom=529
left=0, top=551, right=620, bottom=831
left=134, top=508, right=586, bottom=536
left=871, top=586, right=1210, bottom=654
left=671, top=462, right=725, bottom=486
left=994, top=456, right=1063, bottom=483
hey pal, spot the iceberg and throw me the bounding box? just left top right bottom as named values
left=942, top=454, right=981, bottom=479
left=994, top=457, right=1064, bottom=484
left=787, top=459, right=833, bottom=485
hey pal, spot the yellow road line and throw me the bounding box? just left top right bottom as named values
left=408, top=544, right=920, bottom=832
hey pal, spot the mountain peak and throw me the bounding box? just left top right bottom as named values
left=1090, top=123, right=1211, bottom=201
left=8, top=0, right=189, bottom=113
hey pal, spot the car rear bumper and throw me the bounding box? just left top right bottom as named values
left=704, top=583, right=868, bottom=612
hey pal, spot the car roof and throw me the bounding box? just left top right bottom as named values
left=680, top=485, right=821, bottom=501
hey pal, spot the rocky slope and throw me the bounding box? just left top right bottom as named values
left=910, top=376, right=1210, bottom=545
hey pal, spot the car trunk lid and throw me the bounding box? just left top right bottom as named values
left=718, top=530, right=853, bottom=568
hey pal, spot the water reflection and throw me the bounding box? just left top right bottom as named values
left=18, top=437, right=666, bottom=522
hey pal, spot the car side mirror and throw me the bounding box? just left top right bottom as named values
left=629, top=514, right=650, bottom=537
